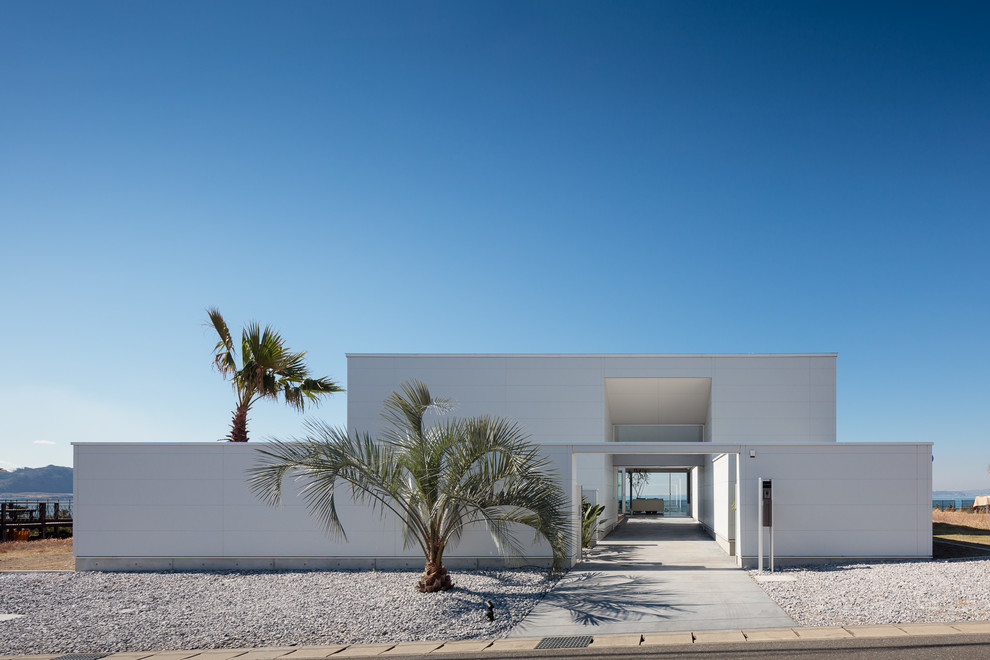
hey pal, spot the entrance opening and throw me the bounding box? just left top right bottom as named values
left=618, top=468, right=691, bottom=517
left=575, top=444, right=742, bottom=568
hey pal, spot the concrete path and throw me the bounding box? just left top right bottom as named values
left=508, top=516, right=796, bottom=637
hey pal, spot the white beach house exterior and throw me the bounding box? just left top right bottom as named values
left=73, top=353, right=932, bottom=570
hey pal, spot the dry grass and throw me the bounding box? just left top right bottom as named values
left=933, top=508, right=990, bottom=530
left=932, top=509, right=990, bottom=549
left=933, top=523, right=990, bottom=548
left=0, top=537, right=73, bottom=570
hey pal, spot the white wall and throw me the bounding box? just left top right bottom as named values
left=602, top=393, right=617, bottom=530
left=347, top=356, right=608, bottom=445
left=710, top=356, right=836, bottom=445
left=73, top=442, right=569, bottom=571
left=705, top=389, right=714, bottom=442
left=348, top=354, right=837, bottom=449
left=601, top=456, right=618, bottom=535
left=736, top=443, right=932, bottom=566
left=712, top=453, right=736, bottom=554
left=698, top=457, right=714, bottom=533
left=690, top=467, right=700, bottom=519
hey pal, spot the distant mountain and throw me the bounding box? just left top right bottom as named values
left=934, top=489, right=990, bottom=499
left=0, top=465, right=73, bottom=495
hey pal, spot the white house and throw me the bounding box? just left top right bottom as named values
left=72, top=353, right=932, bottom=570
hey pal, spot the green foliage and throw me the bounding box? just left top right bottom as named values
left=206, top=308, right=342, bottom=442
left=581, top=498, right=606, bottom=548
left=248, top=379, right=571, bottom=592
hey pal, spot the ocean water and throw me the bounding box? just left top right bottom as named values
left=933, top=498, right=985, bottom=509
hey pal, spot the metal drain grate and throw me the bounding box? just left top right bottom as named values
left=534, top=635, right=594, bottom=649
left=52, top=654, right=108, bottom=660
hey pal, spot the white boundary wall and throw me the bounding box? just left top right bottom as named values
left=73, top=442, right=568, bottom=571
left=735, top=442, right=933, bottom=566
left=569, top=441, right=932, bottom=567
left=74, top=441, right=931, bottom=570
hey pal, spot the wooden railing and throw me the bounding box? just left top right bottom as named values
left=0, top=501, right=73, bottom=541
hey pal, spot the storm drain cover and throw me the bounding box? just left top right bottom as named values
left=534, top=635, right=594, bottom=649
left=52, top=654, right=108, bottom=660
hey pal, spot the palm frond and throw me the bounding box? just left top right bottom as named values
left=284, top=378, right=345, bottom=412
left=276, top=350, right=311, bottom=381
left=251, top=379, right=572, bottom=575
left=302, top=377, right=344, bottom=395
left=437, top=413, right=571, bottom=568
left=381, top=380, right=455, bottom=445
left=249, top=421, right=433, bottom=556
left=206, top=308, right=237, bottom=376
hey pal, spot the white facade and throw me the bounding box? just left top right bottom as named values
left=346, top=353, right=930, bottom=567
left=73, top=353, right=933, bottom=570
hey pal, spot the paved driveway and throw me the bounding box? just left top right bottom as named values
left=508, top=516, right=796, bottom=637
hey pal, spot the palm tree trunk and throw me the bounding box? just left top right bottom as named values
left=417, top=544, right=453, bottom=592
left=228, top=404, right=250, bottom=442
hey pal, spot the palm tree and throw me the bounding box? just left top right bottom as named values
left=207, top=308, right=343, bottom=442
left=248, top=380, right=571, bottom=592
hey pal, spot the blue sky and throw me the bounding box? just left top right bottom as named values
left=1, top=2, right=987, bottom=490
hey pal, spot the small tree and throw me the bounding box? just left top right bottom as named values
left=207, top=308, right=342, bottom=442
left=630, top=471, right=650, bottom=498
left=248, top=380, right=570, bottom=592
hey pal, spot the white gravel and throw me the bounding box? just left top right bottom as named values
left=0, top=569, right=557, bottom=654
left=8, top=558, right=989, bottom=653
left=752, top=557, right=990, bottom=627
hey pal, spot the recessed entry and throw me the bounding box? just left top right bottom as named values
left=605, top=378, right=712, bottom=425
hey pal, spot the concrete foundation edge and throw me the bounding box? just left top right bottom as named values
left=75, top=556, right=556, bottom=571
left=738, top=554, right=932, bottom=569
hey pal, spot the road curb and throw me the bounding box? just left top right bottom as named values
left=5, top=621, right=990, bottom=660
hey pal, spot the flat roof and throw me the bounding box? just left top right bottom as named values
left=345, top=352, right=839, bottom=358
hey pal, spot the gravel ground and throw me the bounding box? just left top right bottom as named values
left=0, top=569, right=557, bottom=654
left=752, top=557, right=990, bottom=627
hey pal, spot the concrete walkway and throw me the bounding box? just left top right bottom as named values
left=508, top=516, right=796, bottom=637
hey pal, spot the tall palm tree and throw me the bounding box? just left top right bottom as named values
left=207, top=307, right=343, bottom=442
left=248, top=380, right=571, bottom=592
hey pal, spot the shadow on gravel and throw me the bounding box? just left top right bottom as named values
left=933, top=540, right=990, bottom=559
left=446, top=569, right=561, bottom=616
